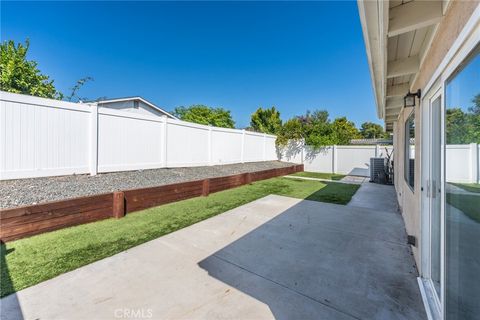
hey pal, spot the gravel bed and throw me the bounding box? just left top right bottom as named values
left=0, top=161, right=295, bottom=209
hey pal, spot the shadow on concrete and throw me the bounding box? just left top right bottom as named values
left=0, top=243, right=24, bottom=320
left=198, top=196, right=426, bottom=320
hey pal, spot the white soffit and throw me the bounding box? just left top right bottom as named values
left=359, top=0, right=445, bottom=131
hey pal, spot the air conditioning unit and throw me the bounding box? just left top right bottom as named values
left=370, top=157, right=385, bottom=183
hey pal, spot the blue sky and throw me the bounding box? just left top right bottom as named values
left=1, top=1, right=379, bottom=128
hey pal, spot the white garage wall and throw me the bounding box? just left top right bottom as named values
left=0, top=92, right=278, bottom=180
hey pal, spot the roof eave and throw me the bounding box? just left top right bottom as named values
left=357, top=0, right=388, bottom=120
left=97, top=96, right=179, bottom=120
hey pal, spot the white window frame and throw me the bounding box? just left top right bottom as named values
left=420, top=85, right=443, bottom=320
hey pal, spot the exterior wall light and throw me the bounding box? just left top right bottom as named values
left=404, top=89, right=421, bottom=108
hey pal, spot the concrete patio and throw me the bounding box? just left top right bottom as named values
left=1, top=185, right=426, bottom=320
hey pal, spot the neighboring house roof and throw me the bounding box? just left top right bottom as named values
left=94, top=96, right=178, bottom=120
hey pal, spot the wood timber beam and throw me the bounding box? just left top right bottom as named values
left=387, top=56, right=420, bottom=78
left=388, top=0, right=443, bottom=37
left=386, top=83, right=410, bottom=97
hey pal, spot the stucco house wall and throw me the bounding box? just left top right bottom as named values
left=393, top=1, right=479, bottom=268
left=394, top=104, right=422, bottom=266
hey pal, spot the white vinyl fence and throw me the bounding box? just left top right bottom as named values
left=0, top=92, right=277, bottom=180
left=445, top=144, right=479, bottom=184
left=279, top=141, right=393, bottom=177
left=280, top=140, right=480, bottom=183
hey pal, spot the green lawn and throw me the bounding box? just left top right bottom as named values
left=447, top=192, right=480, bottom=223
left=450, top=183, right=480, bottom=193
left=0, top=177, right=359, bottom=298
left=289, top=171, right=346, bottom=181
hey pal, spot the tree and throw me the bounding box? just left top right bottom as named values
left=277, top=110, right=337, bottom=148
left=277, top=110, right=369, bottom=148
left=0, top=39, right=62, bottom=99
left=276, top=118, right=304, bottom=146
left=250, top=107, right=282, bottom=134
left=173, top=105, right=235, bottom=128
left=301, top=110, right=335, bottom=147
left=446, top=108, right=470, bottom=144
left=359, top=122, right=387, bottom=139
left=471, top=93, right=480, bottom=115
left=467, top=93, right=480, bottom=143
left=331, top=117, right=360, bottom=144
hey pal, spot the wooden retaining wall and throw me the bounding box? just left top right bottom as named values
left=0, top=164, right=303, bottom=242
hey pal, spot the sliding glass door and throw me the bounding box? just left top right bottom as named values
left=421, top=87, right=443, bottom=316
left=444, top=46, right=479, bottom=320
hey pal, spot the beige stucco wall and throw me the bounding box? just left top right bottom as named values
left=412, top=0, right=479, bottom=90
left=394, top=105, right=422, bottom=267
left=394, top=0, right=479, bottom=269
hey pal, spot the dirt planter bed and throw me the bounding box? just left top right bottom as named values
left=0, top=162, right=303, bottom=242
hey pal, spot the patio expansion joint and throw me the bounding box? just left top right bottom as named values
left=210, top=253, right=362, bottom=320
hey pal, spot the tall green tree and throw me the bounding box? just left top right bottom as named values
left=359, top=122, right=387, bottom=139
left=331, top=117, right=360, bottom=144
left=301, top=110, right=335, bottom=147
left=276, top=118, right=304, bottom=146
left=0, top=39, right=62, bottom=99
left=467, top=93, right=480, bottom=143
left=277, top=110, right=361, bottom=148
left=173, top=105, right=235, bottom=128
left=250, top=107, right=282, bottom=134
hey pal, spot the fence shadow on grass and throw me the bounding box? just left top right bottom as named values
left=0, top=243, right=24, bottom=320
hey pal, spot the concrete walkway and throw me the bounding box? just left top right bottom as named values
left=284, top=175, right=368, bottom=185
left=1, top=195, right=425, bottom=320
left=348, top=181, right=399, bottom=213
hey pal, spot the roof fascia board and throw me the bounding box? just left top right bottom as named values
left=357, top=0, right=388, bottom=119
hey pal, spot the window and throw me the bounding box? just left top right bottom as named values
left=404, top=111, right=415, bottom=190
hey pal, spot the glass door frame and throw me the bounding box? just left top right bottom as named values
left=417, top=10, right=479, bottom=319
left=420, top=84, right=445, bottom=320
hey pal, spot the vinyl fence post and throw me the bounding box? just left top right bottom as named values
left=470, top=143, right=478, bottom=183
left=162, top=116, right=168, bottom=168
left=208, top=125, right=213, bottom=165
left=375, top=144, right=380, bottom=157
left=89, top=103, right=98, bottom=176
left=241, top=129, right=245, bottom=163
left=332, top=145, right=338, bottom=174
left=263, top=133, right=266, bottom=161
left=301, top=140, right=305, bottom=164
